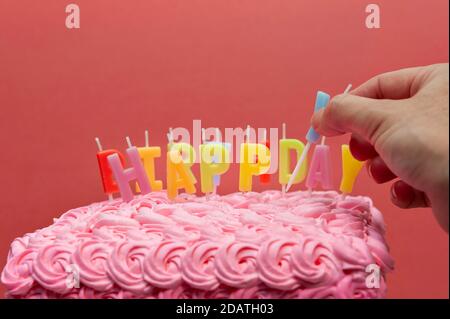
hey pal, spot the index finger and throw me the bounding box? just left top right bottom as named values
left=351, top=65, right=428, bottom=100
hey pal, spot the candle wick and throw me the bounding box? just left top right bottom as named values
left=216, top=128, right=221, bottom=142
left=201, top=128, right=206, bottom=143
left=321, top=136, right=326, bottom=145
left=126, top=136, right=133, bottom=148
left=344, top=83, right=352, bottom=94
left=145, top=130, right=149, bottom=147
left=94, top=137, right=103, bottom=151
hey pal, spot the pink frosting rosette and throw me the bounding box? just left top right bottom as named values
left=71, top=240, right=114, bottom=291
left=32, top=244, right=75, bottom=295
left=7, top=236, right=29, bottom=261
left=164, top=224, right=201, bottom=244
left=366, top=226, right=395, bottom=272
left=234, top=224, right=270, bottom=244
left=230, top=284, right=299, bottom=299
left=21, top=287, right=58, bottom=299
left=181, top=241, right=220, bottom=291
left=143, top=241, right=186, bottom=289
left=192, top=285, right=235, bottom=299
left=290, top=236, right=342, bottom=287
left=1, top=248, right=37, bottom=295
left=106, top=241, right=152, bottom=295
left=257, top=239, right=300, bottom=291
left=214, top=242, right=259, bottom=288
left=298, top=285, right=341, bottom=299
left=349, top=271, right=387, bottom=299
left=78, top=286, right=136, bottom=299
left=157, top=285, right=195, bottom=299
left=331, top=236, right=375, bottom=271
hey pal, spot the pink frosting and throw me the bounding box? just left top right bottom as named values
left=1, top=190, right=394, bottom=299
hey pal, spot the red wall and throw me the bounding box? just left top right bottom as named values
left=0, top=0, right=448, bottom=298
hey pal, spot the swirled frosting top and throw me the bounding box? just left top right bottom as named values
left=1, top=190, right=394, bottom=299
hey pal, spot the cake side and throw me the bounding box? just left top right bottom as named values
left=1, top=190, right=394, bottom=299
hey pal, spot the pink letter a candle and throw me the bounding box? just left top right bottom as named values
left=107, top=147, right=151, bottom=202
left=305, top=144, right=333, bottom=190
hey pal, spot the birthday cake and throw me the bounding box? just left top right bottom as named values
left=1, top=190, right=394, bottom=299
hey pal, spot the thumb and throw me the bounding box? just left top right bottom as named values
left=311, top=93, right=394, bottom=144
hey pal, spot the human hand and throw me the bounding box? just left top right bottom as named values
left=312, top=63, right=449, bottom=232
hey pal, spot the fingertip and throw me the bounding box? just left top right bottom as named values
left=390, top=180, right=429, bottom=209
left=349, top=134, right=378, bottom=161
left=367, top=156, right=397, bottom=184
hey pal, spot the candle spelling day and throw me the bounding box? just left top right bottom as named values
left=95, top=90, right=365, bottom=202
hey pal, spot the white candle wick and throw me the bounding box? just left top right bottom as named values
left=94, top=137, right=103, bottom=152
left=126, top=136, right=133, bottom=148
left=145, top=130, right=149, bottom=147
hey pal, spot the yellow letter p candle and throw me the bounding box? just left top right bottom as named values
left=239, top=143, right=271, bottom=192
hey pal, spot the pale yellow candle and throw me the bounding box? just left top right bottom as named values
left=279, top=139, right=308, bottom=186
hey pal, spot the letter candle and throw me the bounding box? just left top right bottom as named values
left=200, top=131, right=230, bottom=195
left=340, top=144, right=365, bottom=196
left=278, top=123, right=308, bottom=194
left=95, top=137, right=126, bottom=201
left=305, top=144, right=332, bottom=191
left=166, top=132, right=197, bottom=200
left=259, top=128, right=271, bottom=184
left=201, top=128, right=230, bottom=195
left=239, top=125, right=271, bottom=192
left=107, top=137, right=151, bottom=202
left=285, top=91, right=331, bottom=192
left=136, top=130, right=163, bottom=192
left=305, top=85, right=353, bottom=193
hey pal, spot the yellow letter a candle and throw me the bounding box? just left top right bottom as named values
left=166, top=143, right=197, bottom=200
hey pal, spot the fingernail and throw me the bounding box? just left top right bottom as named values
left=391, top=184, right=398, bottom=199
left=367, top=162, right=373, bottom=180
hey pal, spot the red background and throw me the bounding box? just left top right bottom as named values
left=0, top=0, right=448, bottom=298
